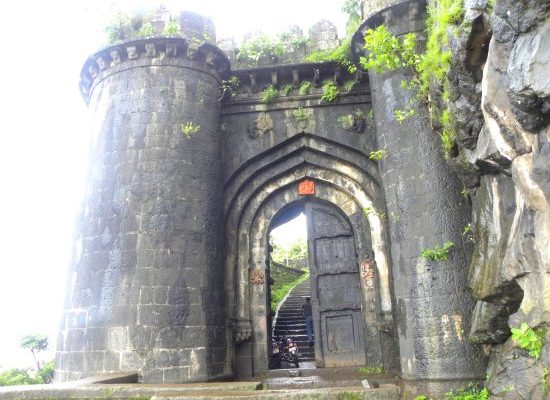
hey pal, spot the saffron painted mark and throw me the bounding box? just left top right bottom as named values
left=298, top=179, right=315, bottom=195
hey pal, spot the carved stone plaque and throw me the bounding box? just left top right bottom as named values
left=249, top=269, right=265, bottom=284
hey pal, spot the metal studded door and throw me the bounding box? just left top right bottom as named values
left=305, top=201, right=366, bottom=367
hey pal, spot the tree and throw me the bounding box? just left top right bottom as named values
left=20, top=335, right=48, bottom=370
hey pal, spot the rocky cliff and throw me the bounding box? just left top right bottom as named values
left=448, top=0, right=550, bottom=397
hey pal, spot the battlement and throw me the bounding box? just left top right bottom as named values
left=79, top=37, right=230, bottom=104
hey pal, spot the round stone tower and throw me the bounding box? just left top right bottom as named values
left=55, top=16, right=230, bottom=383
left=354, top=0, right=487, bottom=397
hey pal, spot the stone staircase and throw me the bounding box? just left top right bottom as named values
left=272, top=279, right=315, bottom=363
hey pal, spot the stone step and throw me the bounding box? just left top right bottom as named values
left=152, top=386, right=399, bottom=399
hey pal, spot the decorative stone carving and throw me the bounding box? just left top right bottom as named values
left=110, top=50, right=121, bottom=65
left=234, top=319, right=252, bottom=343
left=145, top=43, right=156, bottom=57
left=166, top=42, right=178, bottom=57
left=247, top=113, right=273, bottom=138
left=361, top=256, right=376, bottom=283
left=249, top=269, right=265, bottom=284
left=126, top=46, right=138, bottom=60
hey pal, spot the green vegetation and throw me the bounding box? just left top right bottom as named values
left=236, top=30, right=310, bottom=67
left=321, top=81, right=339, bottom=102
left=219, top=76, right=240, bottom=100
left=511, top=322, right=545, bottom=359
left=104, top=11, right=181, bottom=44
left=360, top=25, right=419, bottom=74
left=137, top=22, right=155, bottom=37
left=281, top=84, right=294, bottom=96
left=272, top=239, right=308, bottom=265
left=0, top=335, right=55, bottom=386
left=444, top=384, right=490, bottom=400
left=181, top=122, right=200, bottom=138
left=292, top=107, right=309, bottom=122
left=20, top=335, right=48, bottom=370
left=414, top=383, right=489, bottom=400
left=271, top=270, right=309, bottom=313
left=394, top=108, right=416, bottom=123
left=360, top=0, right=465, bottom=158
left=336, top=392, right=363, bottom=400
left=163, top=19, right=180, bottom=36
left=440, top=108, right=456, bottom=158
left=369, top=150, right=387, bottom=161
left=420, top=241, right=455, bottom=261
left=261, top=85, right=278, bottom=104
left=343, top=79, right=356, bottom=92
left=299, top=81, right=312, bottom=96
left=363, top=206, right=386, bottom=220
left=357, top=366, right=384, bottom=374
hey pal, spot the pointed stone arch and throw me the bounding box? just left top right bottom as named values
left=223, top=134, right=396, bottom=376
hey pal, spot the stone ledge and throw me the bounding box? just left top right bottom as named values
left=80, top=37, right=231, bottom=104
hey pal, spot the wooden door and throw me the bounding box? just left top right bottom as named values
left=305, top=202, right=366, bottom=367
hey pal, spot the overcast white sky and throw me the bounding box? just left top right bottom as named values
left=0, top=1, right=345, bottom=369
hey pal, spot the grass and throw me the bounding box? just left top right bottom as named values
left=357, top=366, right=384, bottom=374
left=270, top=268, right=309, bottom=313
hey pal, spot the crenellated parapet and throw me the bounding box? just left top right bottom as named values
left=79, top=37, right=230, bottom=104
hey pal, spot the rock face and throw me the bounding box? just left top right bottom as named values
left=446, top=0, right=550, bottom=398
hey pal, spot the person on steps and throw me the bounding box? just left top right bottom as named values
left=301, top=297, right=314, bottom=347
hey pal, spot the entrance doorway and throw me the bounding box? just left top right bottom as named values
left=267, top=200, right=367, bottom=369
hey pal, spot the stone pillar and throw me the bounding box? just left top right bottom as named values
left=354, top=0, right=487, bottom=397
left=55, top=37, right=230, bottom=383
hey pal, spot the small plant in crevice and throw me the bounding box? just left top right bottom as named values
left=321, top=80, right=339, bottom=103
left=511, top=322, right=545, bottom=359
left=369, top=149, right=387, bottom=161
left=343, top=79, right=357, bottom=92
left=299, top=81, right=311, bottom=96
left=338, top=109, right=366, bottom=132
left=261, top=85, right=278, bottom=104
left=390, top=212, right=400, bottom=223
left=420, top=241, right=454, bottom=261
left=292, top=107, right=309, bottom=122
left=281, top=84, right=294, bottom=96
left=181, top=122, right=200, bottom=138
left=462, top=223, right=474, bottom=242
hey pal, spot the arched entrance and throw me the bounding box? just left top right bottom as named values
left=223, top=134, right=398, bottom=377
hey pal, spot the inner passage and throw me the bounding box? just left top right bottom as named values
left=268, top=212, right=314, bottom=368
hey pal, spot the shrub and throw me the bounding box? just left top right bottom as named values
left=321, top=81, right=339, bottom=103
left=292, top=107, right=309, bottom=122
left=261, top=85, right=278, bottom=104
left=511, top=322, right=545, bottom=359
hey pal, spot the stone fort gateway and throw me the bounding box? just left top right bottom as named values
left=48, top=0, right=550, bottom=399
